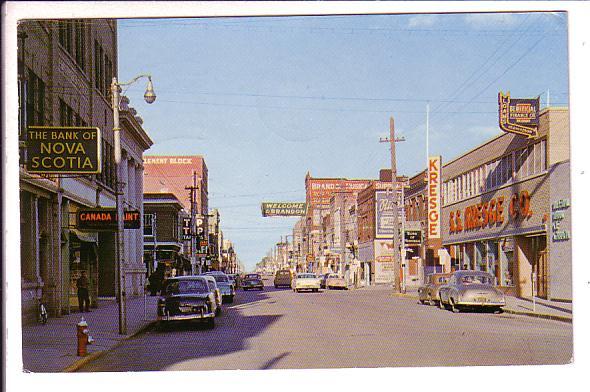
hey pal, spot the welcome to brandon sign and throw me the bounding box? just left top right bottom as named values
left=26, top=126, right=101, bottom=174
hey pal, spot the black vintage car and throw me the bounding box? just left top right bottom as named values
left=157, top=276, right=217, bottom=329
left=241, top=273, right=264, bottom=291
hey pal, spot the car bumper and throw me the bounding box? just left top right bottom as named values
left=295, top=285, right=320, bottom=289
left=457, top=300, right=505, bottom=307
left=158, top=312, right=215, bottom=321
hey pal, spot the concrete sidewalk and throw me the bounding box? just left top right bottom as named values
left=391, top=286, right=572, bottom=323
left=22, top=295, right=159, bottom=373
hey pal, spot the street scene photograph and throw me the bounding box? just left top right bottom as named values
left=3, top=2, right=589, bottom=392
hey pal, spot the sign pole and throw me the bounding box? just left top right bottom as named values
left=112, top=76, right=127, bottom=335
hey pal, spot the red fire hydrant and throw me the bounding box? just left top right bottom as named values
left=77, top=317, right=94, bottom=356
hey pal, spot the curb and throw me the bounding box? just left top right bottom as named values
left=393, top=293, right=572, bottom=323
left=63, top=320, right=157, bottom=372
left=502, top=309, right=572, bottom=323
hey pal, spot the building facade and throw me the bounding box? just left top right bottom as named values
left=143, top=193, right=190, bottom=279
left=143, top=155, right=209, bottom=272
left=440, top=107, right=571, bottom=300
left=18, top=19, right=152, bottom=324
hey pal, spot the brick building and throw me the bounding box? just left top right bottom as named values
left=440, top=107, right=571, bottom=300
left=18, top=19, right=152, bottom=323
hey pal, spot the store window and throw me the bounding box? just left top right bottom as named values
left=463, top=243, right=473, bottom=270
left=475, top=242, right=487, bottom=271
left=487, top=241, right=499, bottom=284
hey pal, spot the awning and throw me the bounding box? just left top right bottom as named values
left=70, top=229, right=98, bottom=243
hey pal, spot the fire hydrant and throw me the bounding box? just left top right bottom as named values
left=77, top=317, right=94, bottom=356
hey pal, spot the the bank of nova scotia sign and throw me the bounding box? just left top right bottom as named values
left=26, top=126, right=101, bottom=173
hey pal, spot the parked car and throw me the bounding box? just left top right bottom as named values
left=418, top=272, right=452, bottom=306
left=157, top=276, right=216, bottom=329
left=274, top=269, right=293, bottom=288
left=204, top=272, right=236, bottom=303
left=325, top=273, right=347, bottom=290
left=292, top=273, right=321, bottom=292
left=242, top=273, right=264, bottom=291
left=197, top=274, right=223, bottom=314
left=438, top=270, right=506, bottom=313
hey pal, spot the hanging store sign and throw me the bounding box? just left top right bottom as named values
left=77, top=209, right=140, bottom=230
left=26, top=126, right=101, bottom=174
left=551, top=198, right=570, bottom=241
left=404, top=230, right=422, bottom=244
left=498, top=92, right=540, bottom=138
left=428, top=156, right=442, bottom=239
left=261, top=202, right=307, bottom=217
left=182, top=217, right=192, bottom=240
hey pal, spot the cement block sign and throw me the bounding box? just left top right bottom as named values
left=26, top=126, right=101, bottom=173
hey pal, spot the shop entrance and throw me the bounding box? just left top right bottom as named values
left=533, top=236, right=548, bottom=298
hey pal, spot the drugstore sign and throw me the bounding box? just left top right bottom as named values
left=26, top=126, right=101, bottom=174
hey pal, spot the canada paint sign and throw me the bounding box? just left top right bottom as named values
left=428, top=156, right=441, bottom=239
left=77, top=209, right=141, bottom=230
left=26, top=126, right=101, bottom=173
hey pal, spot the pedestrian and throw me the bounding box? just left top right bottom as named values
left=148, top=269, right=162, bottom=296
left=77, top=270, right=90, bottom=312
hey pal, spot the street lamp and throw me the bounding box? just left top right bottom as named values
left=111, top=74, right=156, bottom=335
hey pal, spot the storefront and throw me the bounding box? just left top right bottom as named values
left=441, top=107, right=571, bottom=300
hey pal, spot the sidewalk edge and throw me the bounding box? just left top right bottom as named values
left=63, top=320, right=156, bottom=372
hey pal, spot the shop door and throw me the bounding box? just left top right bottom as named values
left=534, top=237, right=548, bottom=298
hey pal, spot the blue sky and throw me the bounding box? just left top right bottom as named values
left=117, top=13, right=568, bottom=271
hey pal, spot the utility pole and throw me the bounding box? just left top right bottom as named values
left=185, top=171, right=198, bottom=274
left=380, top=117, right=405, bottom=293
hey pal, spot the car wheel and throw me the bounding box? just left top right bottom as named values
left=449, top=298, right=460, bottom=313
left=274, top=285, right=278, bottom=288
left=419, top=299, right=425, bottom=305
left=215, top=306, right=221, bottom=316
left=243, top=287, right=248, bottom=291
left=493, top=307, right=504, bottom=314
left=438, top=296, right=446, bottom=309
left=428, top=295, right=436, bottom=306
left=227, top=296, right=234, bottom=304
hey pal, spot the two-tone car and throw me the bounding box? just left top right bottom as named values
left=242, top=273, right=264, bottom=291
left=157, top=276, right=217, bottom=329
left=292, top=273, right=321, bottom=292
left=204, top=271, right=236, bottom=303
left=418, top=272, right=452, bottom=306
left=438, top=270, right=506, bottom=313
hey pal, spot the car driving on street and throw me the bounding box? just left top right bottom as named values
left=157, top=276, right=217, bottom=329
left=292, top=273, right=321, bottom=292
left=242, top=273, right=264, bottom=291
left=274, top=269, right=293, bottom=288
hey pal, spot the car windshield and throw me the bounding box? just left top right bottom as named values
left=212, top=275, right=229, bottom=283
left=165, top=279, right=208, bottom=295
left=298, top=274, right=316, bottom=279
left=436, top=276, right=449, bottom=284
left=245, top=274, right=260, bottom=279
left=460, top=274, right=493, bottom=285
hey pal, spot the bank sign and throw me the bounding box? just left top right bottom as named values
left=498, top=92, right=540, bottom=138
left=26, top=126, right=101, bottom=174
left=261, top=202, right=307, bottom=217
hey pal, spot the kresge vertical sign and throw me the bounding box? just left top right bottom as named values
left=428, top=156, right=441, bottom=239
left=26, top=126, right=101, bottom=173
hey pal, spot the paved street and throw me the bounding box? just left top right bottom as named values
left=78, top=278, right=572, bottom=372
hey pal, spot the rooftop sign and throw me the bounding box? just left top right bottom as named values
left=498, top=92, right=540, bottom=138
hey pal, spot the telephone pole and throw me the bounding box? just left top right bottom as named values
left=185, top=171, right=199, bottom=274
left=380, top=117, right=405, bottom=293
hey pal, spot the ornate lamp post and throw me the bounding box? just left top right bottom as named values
left=111, top=74, right=156, bottom=334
